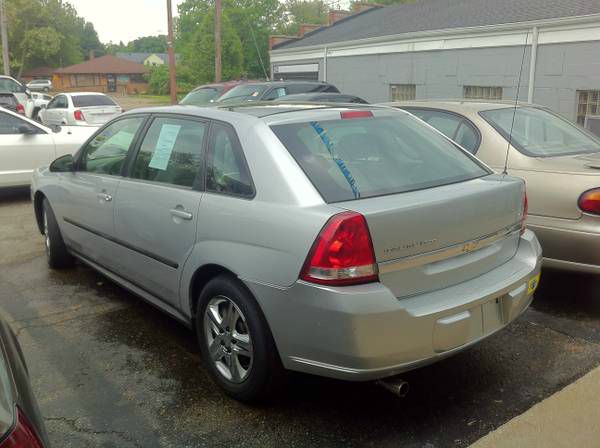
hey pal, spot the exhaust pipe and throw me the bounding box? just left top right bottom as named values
left=377, top=377, right=409, bottom=398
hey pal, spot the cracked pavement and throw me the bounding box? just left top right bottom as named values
left=1, top=189, right=600, bottom=447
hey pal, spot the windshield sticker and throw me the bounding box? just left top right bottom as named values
left=149, top=124, right=181, bottom=171
left=310, top=121, right=361, bottom=199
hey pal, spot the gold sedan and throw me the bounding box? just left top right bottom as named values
left=389, top=100, right=600, bottom=274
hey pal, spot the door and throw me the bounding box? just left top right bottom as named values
left=42, top=95, right=68, bottom=125
left=107, top=75, right=116, bottom=93
left=0, top=112, right=55, bottom=187
left=113, top=116, right=207, bottom=307
left=59, top=116, right=147, bottom=265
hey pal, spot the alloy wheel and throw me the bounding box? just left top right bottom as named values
left=204, top=295, right=253, bottom=383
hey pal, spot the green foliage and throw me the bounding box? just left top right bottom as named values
left=131, top=36, right=168, bottom=53
left=281, top=0, right=328, bottom=35
left=146, top=65, right=170, bottom=95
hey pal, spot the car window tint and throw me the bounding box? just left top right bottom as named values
left=263, top=87, right=288, bottom=100
left=79, top=117, right=145, bottom=175
left=408, top=109, right=461, bottom=139
left=206, top=123, right=254, bottom=197
left=0, top=111, right=25, bottom=134
left=52, top=96, right=67, bottom=109
left=72, top=95, right=116, bottom=108
left=271, top=113, right=488, bottom=203
left=131, top=117, right=206, bottom=188
left=0, top=94, right=16, bottom=108
left=0, top=78, right=21, bottom=93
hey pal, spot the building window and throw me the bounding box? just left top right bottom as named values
left=576, top=90, right=600, bottom=125
left=75, top=75, right=95, bottom=87
left=390, top=84, right=416, bottom=101
left=464, top=86, right=503, bottom=100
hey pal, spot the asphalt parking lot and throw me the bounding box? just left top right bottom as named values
left=1, top=189, right=600, bottom=448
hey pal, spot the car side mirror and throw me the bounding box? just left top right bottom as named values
left=49, top=154, right=74, bottom=173
left=18, top=124, right=38, bottom=135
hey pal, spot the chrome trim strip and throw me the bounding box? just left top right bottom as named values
left=379, top=224, right=521, bottom=274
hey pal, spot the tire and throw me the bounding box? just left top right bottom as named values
left=42, top=199, right=74, bottom=269
left=195, top=275, right=285, bottom=403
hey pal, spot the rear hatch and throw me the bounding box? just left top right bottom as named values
left=336, top=176, right=523, bottom=298
left=269, top=108, right=524, bottom=298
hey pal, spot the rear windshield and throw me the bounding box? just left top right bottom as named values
left=217, top=84, right=267, bottom=103
left=72, top=95, right=116, bottom=108
left=271, top=112, right=489, bottom=202
left=480, top=107, right=600, bottom=157
left=180, top=87, right=223, bottom=106
left=0, top=94, right=15, bottom=106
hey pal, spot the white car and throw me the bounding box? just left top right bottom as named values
left=39, top=92, right=122, bottom=127
left=0, top=107, right=98, bottom=188
left=0, top=75, right=30, bottom=107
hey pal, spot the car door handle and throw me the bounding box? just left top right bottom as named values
left=170, top=208, right=193, bottom=220
left=97, top=193, right=112, bottom=202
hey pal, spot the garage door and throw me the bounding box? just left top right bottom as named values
left=273, top=64, right=319, bottom=81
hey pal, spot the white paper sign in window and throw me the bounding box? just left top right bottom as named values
left=149, top=124, right=181, bottom=170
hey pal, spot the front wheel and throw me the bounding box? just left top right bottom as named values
left=196, top=275, right=284, bottom=402
left=42, top=199, right=74, bottom=269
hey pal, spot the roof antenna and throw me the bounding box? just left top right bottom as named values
left=503, top=31, right=529, bottom=175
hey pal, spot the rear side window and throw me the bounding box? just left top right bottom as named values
left=72, top=95, right=116, bottom=108
left=131, top=117, right=206, bottom=188
left=0, top=111, right=24, bottom=135
left=405, top=108, right=480, bottom=154
left=270, top=112, right=489, bottom=203
left=205, top=123, right=254, bottom=197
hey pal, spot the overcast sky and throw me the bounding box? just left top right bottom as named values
left=68, top=0, right=187, bottom=44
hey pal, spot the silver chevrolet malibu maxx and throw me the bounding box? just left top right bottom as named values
left=31, top=104, right=542, bottom=402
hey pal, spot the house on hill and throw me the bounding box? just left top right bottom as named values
left=53, top=55, right=149, bottom=94
left=117, top=52, right=180, bottom=67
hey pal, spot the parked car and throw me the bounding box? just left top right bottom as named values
left=216, top=81, right=339, bottom=104
left=31, top=104, right=541, bottom=402
left=180, top=81, right=249, bottom=106
left=0, top=314, right=50, bottom=447
left=0, top=76, right=30, bottom=110
left=391, top=100, right=600, bottom=274
left=0, top=107, right=97, bottom=188
left=0, top=93, right=24, bottom=115
left=274, top=92, right=368, bottom=104
left=26, top=79, right=52, bottom=93
left=39, top=92, right=122, bottom=127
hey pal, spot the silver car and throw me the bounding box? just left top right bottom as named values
left=39, top=92, right=122, bottom=127
left=31, top=104, right=541, bottom=402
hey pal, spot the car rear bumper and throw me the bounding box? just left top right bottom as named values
left=245, top=230, right=542, bottom=381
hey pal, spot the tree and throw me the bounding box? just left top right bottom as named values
left=185, top=10, right=243, bottom=83
left=281, top=0, right=329, bottom=35
left=19, top=26, right=61, bottom=73
left=130, top=35, right=168, bottom=53
left=80, top=22, right=105, bottom=59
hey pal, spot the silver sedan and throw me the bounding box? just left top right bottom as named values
left=31, top=104, right=541, bottom=402
left=39, top=92, right=122, bottom=127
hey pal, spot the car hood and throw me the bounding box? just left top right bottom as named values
left=513, top=151, right=600, bottom=175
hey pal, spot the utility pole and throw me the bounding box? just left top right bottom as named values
left=0, top=0, right=9, bottom=76
left=166, top=0, right=177, bottom=105
left=214, top=0, right=222, bottom=82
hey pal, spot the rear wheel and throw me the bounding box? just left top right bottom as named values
left=195, top=275, right=284, bottom=402
left=42, top=199, right=74, bottom=269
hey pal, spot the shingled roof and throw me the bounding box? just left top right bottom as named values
left=55, top=55, right=149, bottom=75
left=274, top=0, right=600, bottom=50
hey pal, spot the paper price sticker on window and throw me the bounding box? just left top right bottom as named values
left=149, top=124, right=181, bottom=171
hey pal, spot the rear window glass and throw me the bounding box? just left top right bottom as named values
left=271, top=113, right=489, bottom=203
left=217, top=84, right=268, bottom=103
left=0, top=94, right=15, bottom=106
left=180, top=87, right=223, bottom=106
left=72, top=95, right=116, bottom=108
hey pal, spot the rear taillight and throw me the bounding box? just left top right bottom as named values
left=73, top=110, right=84, bottom=121
left=15, top=104, right=24, bottom=115
left=300, top=211, right=379, bottom=286
left=578, top=188, right=600, bottom=215
left=0, top=408, right=43, bottom=448
left=520, top=189, right=528, bottom=235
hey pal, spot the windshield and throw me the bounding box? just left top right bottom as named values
left=217, top=84, right=267, bottom=103
left=480, top=107, right=600, bottom=157
left=271, top=112, right=489, bottom=203
left=72, top=95, right=117, bottom=108
left=180, top=87, right=223, bottom=106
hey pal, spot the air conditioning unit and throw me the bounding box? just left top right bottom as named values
left=584, top=115, right=600, bottom=137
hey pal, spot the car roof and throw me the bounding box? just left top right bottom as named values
left=385, top=99, right=528, bottom=113
left=232, top=80, right=334, bottom=88
left=66, top=92, right=109, bottom=97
